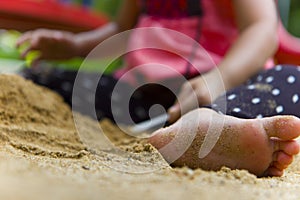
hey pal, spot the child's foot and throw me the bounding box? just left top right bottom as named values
left=149, top=108, right=300, bottom=177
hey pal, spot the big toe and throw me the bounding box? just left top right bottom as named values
left=264, top=116, right=300, bottom=140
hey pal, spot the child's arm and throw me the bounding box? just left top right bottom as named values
left=216, top=0, right=278, bottom=92
left=74, top=1, right=140, bottom=57
left=168, top=0, right=278, bottom=122
left=16, top=0, right=140, bottom=60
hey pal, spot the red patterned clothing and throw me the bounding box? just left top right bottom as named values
left=115, top=0, right=273, bottom=84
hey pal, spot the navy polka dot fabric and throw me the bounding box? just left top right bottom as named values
left=22, top=64, right=300, bottom=124
left=212, top=65, right=300, bottom=119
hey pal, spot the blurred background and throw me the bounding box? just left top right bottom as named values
left=287, top=0, right=300, bottom=37
left=0, top=0, right=294, bottom=34
left=0, top=0, right=123, bottom=73
left=0, top=0, right=121, bottom=32
left=0, top=0, right=298, bottom=73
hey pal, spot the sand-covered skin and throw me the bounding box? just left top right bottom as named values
left=0, top=74, right=299, bottom=200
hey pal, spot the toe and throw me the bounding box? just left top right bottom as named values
left=273, top=151, right=294, bottom=167
left=263, top=166, right=284, bottom=177
left=272, top=161, right=289, bottom=170
left=274, top=140, right=300, bottom=156
left=264, top=116, right=300, bottom=140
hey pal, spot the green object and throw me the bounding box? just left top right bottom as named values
left=0, top=30, right=21, bottom=60
left=287, top=0, right=300, bottom=37
left=0, top=30, right=40, bottom=68
left=278, top=0, right=291, bottom=29
left=24, top=50, right=41, bottom=67
left=0, top=30, right=27, bottom=73
left=52, top=57, right=123, bottom=74
left=93, top=0, right=121, bottom=18
left=0, top=30, right=122, bottom=74
left=71, top=0, right=121, bottom=18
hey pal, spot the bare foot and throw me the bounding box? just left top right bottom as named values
left=149, top=108, right=300, bottom=177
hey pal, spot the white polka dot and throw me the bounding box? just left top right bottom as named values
left=276, top=105, right=284, bottom=113
left=233, top=108, right=241, bottom=113
left=252, top=98, right=261, bottom=104
left=272, top=88, right=280, bottom=96
left=265, top=76, right=274, bottom=83
left=297, top=66, right=300, bottom=71
left=287, top=75, right=296, bottom=84
left=293, top=94, right=299, bottom=103
left=212, top=104, right=218, bottom=108
left=247, top=85, right=256, bottom=90
left=275, top=65, right=283, bottom=71
left=256, top=75, right=263, bottom=81
left=256, top=114, right=263, bottom=119
left=227, top=94, right=237, bottom=101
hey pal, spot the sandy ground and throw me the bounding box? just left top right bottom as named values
left=0, top=74, right=299, bottom=200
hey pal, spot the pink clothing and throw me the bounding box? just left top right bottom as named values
left=114, top=0, right=271, bottom=84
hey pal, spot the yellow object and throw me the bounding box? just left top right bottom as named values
left=25, top=50, right=41, bottom=67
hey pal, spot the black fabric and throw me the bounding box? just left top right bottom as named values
left=22, top=64, right=300, bottom=125
left=187, top=0, right=203, bottom=16
left=21, top=67, right=177, bottom=125
left=140, top=0, right=203, bottom=18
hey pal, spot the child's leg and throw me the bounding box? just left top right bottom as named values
left=21, top=66, right=76, bottom=105
left=211, top=64, right=300, bottom=118
left=150, top=108, right=300, bottom=177
left=149, top=65, right=300, bottom=176
left=21, top=67, right=177, bottom=124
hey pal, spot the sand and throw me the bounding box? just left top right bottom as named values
left=0, top=74, right=299, bottom=200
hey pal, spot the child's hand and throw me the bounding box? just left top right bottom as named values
left=168, top=70, right=225, bottom=123
left=168, top=77, right=209, bottom=123
left=16, top=29, right=79, bottom=62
